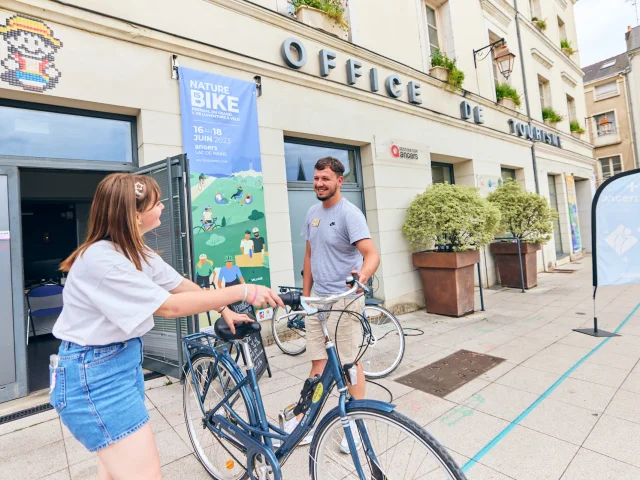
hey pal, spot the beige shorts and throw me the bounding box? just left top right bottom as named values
left=305, top=296, right=365, bottom=362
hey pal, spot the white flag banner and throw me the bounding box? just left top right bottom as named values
left=593, top=169, right=640, bottom=287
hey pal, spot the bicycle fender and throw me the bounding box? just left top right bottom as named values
left=212, top=415, right=283, bottom=479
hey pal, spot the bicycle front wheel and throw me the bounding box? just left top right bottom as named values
left=271, top=305, right=307, bottom=356
left=183, top=354, right=253, bottom=479
left=309, top=407, right=466, bottom=480
left=360, top=306, right=405, bottom=379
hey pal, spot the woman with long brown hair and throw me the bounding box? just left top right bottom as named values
left=51, top=173, right=282, bottom=479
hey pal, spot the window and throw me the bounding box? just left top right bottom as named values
left=594, top=111, right=617, bottom=136
left=0, top=102, right=135, bottom=163
left=538, top=75, right=550, bottom=110
left=501, top=168, right=516, bottom=182
left=284, top=139, right=358, bottom=184
left=530, top=0, right=541, bottom=18
left=431, top=162, right=454, bottom=184
left=558, top=17, right=567, bottom=41
left=425, top=4, right=440, bottom=56
left=599, top=156, right=623, bottom=179
left=601, top=59, right=616, bottom=69
left=594, top=81, right=619, bottom=100
left=566, top=94, right=577, bottom=122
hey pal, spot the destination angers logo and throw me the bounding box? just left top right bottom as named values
left=390, top=143, right=419, bottom=160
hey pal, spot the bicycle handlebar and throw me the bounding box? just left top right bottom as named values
left=279, top=274, right=369, bottom=315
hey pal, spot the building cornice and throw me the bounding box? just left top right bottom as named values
left=536, top=143, right=597, bottom=167
left=561, top=71, right=578, bottom=88
left=556, top=0, right=568, bottom=10
left=480, top=0, right=512, bottom=28
left=532, top=48, right=554, bottom=69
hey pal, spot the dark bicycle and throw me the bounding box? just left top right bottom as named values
left=182, top=275, right=466, bottom=479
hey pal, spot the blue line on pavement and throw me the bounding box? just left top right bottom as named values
left=461, top=303, right=640, bottom=473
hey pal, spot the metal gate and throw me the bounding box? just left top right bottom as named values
left=134, top=155, right=194, bottom=378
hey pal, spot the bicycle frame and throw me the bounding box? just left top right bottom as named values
left=183, top=316, right=386, bottom=480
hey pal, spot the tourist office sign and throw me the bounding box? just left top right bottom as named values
left=280, top=38, right=563, bottom=149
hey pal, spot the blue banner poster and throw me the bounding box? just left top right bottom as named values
left=594, top=170, right=640, bottom=286
left=178, top=67, right=270, bottom=325
left=565, top=175, right=582, bottom=252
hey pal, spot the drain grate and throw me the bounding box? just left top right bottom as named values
left=0, top=403, right=53, bottom=425
left=395, top=350, right=505, bottom=397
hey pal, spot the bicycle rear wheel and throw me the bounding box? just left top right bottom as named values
left=271, top=305, right=307, bottom=356
left=309, top=407, right=466, bottom=480
left=360, top=306, right=405, bottom=379
left=183, top=353, right=253, bottom=479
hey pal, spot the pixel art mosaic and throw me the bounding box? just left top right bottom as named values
left=0, top=14, right=63, bottom=92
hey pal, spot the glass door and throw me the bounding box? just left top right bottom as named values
left=284, top=138, right=365, bottom=288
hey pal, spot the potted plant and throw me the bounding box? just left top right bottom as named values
left=570, top=120, right=585, bottom=138
left=292, top=0, right=349, bottom=40
left=560, top=39, right=575, bottom=56
left=430, top=49, right=465, bottom=91
left=531, top=17, right=547, bottom=31
left=487, top=180, right=557, bottom=289
left=542, top=107, right=565, bottom=127
left=495, top=82, right=522, bottom=110
left=402, top=183, right=500, bottom=316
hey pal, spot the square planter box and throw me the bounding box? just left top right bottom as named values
left=413, top=250, right=480, bottom=317
left=498, top=97, right=517, bottom=110
left=296, top=6, right=349, bottom=41
left=429, top=66, right=449, bottom=83
left=490, top=241, right=541, bottom=289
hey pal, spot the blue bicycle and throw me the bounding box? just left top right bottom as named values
left=182, top=275, right=466, bottom=480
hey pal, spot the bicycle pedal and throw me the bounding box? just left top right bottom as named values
left=278, top=404, right=296, bottom=430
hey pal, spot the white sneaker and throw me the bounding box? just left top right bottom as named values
left=273, top=417, right=313, bottom=448
left=340, top=420, right=363, bottom=454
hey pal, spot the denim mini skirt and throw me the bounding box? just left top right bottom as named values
left=49, top=337, right=149, bottom=452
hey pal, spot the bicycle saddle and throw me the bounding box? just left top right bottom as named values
left=214, top=317, right=261, bottom=341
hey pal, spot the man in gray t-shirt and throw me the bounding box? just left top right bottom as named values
left=289, top=156, right=379, bottom=450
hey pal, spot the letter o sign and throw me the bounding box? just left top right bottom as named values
left=281, top=38, right=307, bottom=69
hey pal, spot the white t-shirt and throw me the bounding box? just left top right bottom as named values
left=52, top=240, right=183, bottom=346
left=240, top=238, right=254, bottom=254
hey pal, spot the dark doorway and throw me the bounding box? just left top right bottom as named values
left=20, top=169, right=109, bottom=392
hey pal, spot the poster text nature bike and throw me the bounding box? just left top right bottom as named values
left=178, top=67, right=272, bottom=327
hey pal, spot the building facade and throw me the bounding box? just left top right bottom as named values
left=583, top=30, right=639, bottom=186
left=0, top=0, right=594, bottom=402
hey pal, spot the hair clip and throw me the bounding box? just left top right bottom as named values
left=135, top=182, right=144, bottom=198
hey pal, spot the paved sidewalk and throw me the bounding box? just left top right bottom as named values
left=3, top=258, right=640, bottom=479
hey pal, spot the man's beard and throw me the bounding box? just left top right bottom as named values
left=315, top=186, right=337, bottom=201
